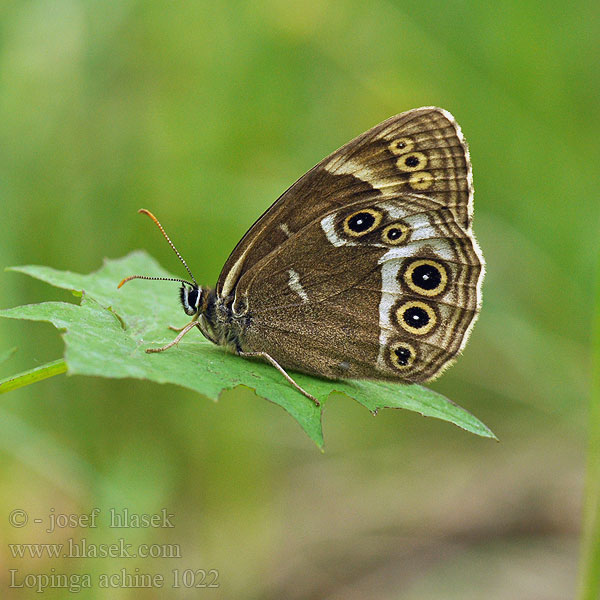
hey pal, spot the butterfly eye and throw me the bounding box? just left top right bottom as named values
left=180, top=286, right=200, bottom=316
left=389, top=342, right=416, bottom=369
left=396, top=151, right=428, bottom=172
left=343, top=209, right=382, bottom=237
left=381, top=222, right=410, bottom=245
left=188, top=288, right=199, bottom=308
left=403, top=259, right=448, bottom=297
left=394, top=300, right=437, bottom=335
left=388, top=137, right=415, bottom=156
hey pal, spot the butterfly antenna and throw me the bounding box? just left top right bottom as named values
left=118, top=275, right=195, bottom=289
left=137, top=208, right=198, bottom=287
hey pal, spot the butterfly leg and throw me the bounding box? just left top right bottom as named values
left=169, top=324, right=204, bottom=334
left=239, top=351, right=320, bottom=407
left=146, top=319, right=198, bottom=354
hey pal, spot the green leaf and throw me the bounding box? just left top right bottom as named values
left=0, top=251, right=495, bottom=446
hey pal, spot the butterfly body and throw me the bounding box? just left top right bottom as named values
left=197, top=291, right=247, bottom=352
left=122, top=107, right=484, bottom=403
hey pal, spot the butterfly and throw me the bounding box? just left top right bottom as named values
left=119, top=107, right=484, bottom=406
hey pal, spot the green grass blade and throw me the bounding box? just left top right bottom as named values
left=0, top=359, right=67, bottom=394
left=577, top=249, right=600, bottom=600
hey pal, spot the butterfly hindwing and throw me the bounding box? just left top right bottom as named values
left=235, top=194, right=483, bottom=382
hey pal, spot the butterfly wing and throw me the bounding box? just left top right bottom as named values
left=217, top=107, right=473, bottom=299
left=233, top=193, right=483, bottom=382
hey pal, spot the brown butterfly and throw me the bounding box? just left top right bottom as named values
left=119, top=107, right=484, bottom=406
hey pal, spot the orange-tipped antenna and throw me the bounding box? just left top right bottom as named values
left=118, top=275, right=195, bottom=289
left=137, top=209, right=198, bottom=287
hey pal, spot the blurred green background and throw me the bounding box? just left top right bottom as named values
left=0, top=1, right=597, bottom=598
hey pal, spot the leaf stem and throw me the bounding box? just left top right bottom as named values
left=0, top=359, right=67, bottom=394
left=577, top=254, right=600, bottom=599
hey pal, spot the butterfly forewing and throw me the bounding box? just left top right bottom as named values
left=217, top=107, right=474, bottom=299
